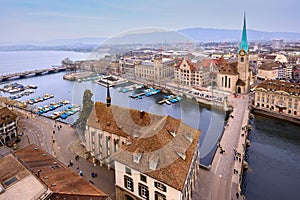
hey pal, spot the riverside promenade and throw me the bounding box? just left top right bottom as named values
left=193, top=94, right=250, bottom=200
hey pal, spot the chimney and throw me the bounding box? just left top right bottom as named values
left=106, top=80, right=111, bottom=107
left=139, top=110, right=145, bottom=119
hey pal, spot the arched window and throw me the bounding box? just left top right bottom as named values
left=241, top=57, right=244, bottom=62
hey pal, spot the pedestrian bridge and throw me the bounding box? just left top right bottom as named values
left=0, top=65, right=76, bottom=82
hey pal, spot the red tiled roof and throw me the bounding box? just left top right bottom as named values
left=218, top=62, right=238, bottom=75
left=15, top=144, right=107, bottom=198
left=255, top=80, right=300, bottom=96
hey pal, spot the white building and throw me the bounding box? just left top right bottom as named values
left=135, top=56, right=175, bottom=84
left=0, top=107, right=18, bottom=146
left=85, top=102, right=201, bottom=200
left=112, top=116, right=201, bottom=200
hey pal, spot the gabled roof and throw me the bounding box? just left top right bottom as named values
left=87, top=102, right=164, bottom=138
left=112, top=115, right=201, bottom=191
left=219, top=62, right=238, bottom=75
left=236, top=79, right=246, bottom=86
left=177, top=59, right=201, bottom=71
left=0, top=107, right=17, bottom=125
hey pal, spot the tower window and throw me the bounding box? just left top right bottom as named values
left=241, top=57, right=244, bottom=62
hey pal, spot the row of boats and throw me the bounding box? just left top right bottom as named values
left=130, top=87, right=161, bottom=99
left=50, top=105, right=80, bottom=120
left=9, top=90, right=34, bottom=100
left=1, top=82, right=38, bottom=93
left=33, top=101, right=70, bottom=115
left=119, top=84, right=144, bottom=93
left=24, top=94, right=54, bottom=105
left=160, top=95, right=182, bottom=105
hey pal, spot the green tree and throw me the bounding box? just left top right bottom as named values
left=74, top=89, right=94, bottom=130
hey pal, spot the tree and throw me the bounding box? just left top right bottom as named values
left=74, top=89, right=94, bottom=130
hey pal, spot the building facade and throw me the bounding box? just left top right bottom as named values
left=135, top=57, right=175, bottom=84
left=0, top=107, right=18, bottom=146
left=174, top=58, right=220, bottom=88
left=174, top=59, right=202, bottom=87
left=254, top=80, right=300, bottom=119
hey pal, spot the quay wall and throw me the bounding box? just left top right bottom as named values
left=252, top=107, right=300, bottom=125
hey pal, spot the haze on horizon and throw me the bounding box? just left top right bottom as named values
left=0, top=0, right=299, bottom=44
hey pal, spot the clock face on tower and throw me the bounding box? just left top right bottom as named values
left=239, top=50, right=245, bottom=56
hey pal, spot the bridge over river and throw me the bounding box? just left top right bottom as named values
left=0, top=65, right=76, bottom=82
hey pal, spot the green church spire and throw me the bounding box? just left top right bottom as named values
left=238, top=12, right=248, bottom=54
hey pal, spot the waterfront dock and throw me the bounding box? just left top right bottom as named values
left=0, top=65, right=75, bottom=82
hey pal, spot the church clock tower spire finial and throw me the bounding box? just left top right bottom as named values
left=238, top=12, right=248, bottom=54
left=106, top=80, right=111, bottom=107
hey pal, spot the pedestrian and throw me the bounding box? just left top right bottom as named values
left=76, top=167, right=80, bottom=173
left=79, top=170, right=83, bottom=176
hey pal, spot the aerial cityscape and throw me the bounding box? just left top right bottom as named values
left=0, top=1, right=300, bottom=200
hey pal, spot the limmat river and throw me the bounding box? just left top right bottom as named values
left=0, top=51, right=299, bottom=199
left=242, top=114, right=300, bottom=200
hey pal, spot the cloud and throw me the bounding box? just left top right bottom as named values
left=27, top=11, right=116, bottom=21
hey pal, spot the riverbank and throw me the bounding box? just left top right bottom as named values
left=252, top=107, right=300, bottom=125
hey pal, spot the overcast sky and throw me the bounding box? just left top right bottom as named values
left=0, top=0, right=299, bottom=43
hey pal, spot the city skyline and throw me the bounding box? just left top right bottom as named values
left=1, top=0, right=300, bottom=43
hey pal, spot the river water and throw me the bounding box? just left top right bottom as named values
left=0, top=51, right=299, bottom=199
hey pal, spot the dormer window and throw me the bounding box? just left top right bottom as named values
left=133, top=153, right=142, bottom=163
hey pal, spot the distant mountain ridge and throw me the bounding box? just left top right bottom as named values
left=179, top=28, right=300, bottom=42
left=1, top=28, right=300, bottom=49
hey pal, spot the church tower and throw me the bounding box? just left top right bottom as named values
left=237, top=12, right=250, bottom=93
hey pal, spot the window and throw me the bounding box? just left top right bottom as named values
left=241, top=57, right=244, bottom=62
left=138, top=184, right=149, bottom=199
left=155, top=191, right=166, bottom=200
left=154, top=182, right=167, bottom=192
left=140, top=174, right=147, bottom=183
left=124, top=176, right=134, bottom=192
left=125, top=167, right=132, bottom=175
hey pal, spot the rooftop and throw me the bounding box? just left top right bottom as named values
left=15, top=144, right=107, bottom=198
left=111, top=114, right=201, bottom=191
left=255, top=80, right=300, bottom=96
left=259, top=62, right=284, bottom=70
left=0, top=154, right=48, bottom=200
left=0, top=107, right=17, bottom=125
left=87, top=102, right=164, bottom=138
left=219, top=62, right=238, bottom=75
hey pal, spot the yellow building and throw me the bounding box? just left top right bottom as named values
left=254, top=80, right=300, bottom=120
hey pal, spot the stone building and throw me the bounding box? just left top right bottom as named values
left=174, top=58, right=220, bottom=88
left=254, top=80, right=300, bottom=119
left=217, top=14, right=251, bottom=94
left=0, top=107, right=18, bottom=146
left=135, top=56, right=175, bottom=84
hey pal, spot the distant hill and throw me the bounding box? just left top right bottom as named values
left=178, top=28, right=300, bottom=42
left=1, top=28, right=300, bottom=51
